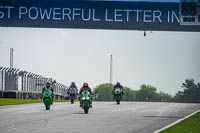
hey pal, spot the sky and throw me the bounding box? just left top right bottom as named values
left=0, top=27, right=199, bottom=95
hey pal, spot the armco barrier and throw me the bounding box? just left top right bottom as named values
left=1, top=90, right=65, bottom=100
left=0, top=91, right=3, bottom=98
left=3, top=91, right=17, bottom=98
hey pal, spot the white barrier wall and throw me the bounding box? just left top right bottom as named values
left=0, top=67, right=68, bottom=96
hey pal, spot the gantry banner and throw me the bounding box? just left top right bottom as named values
left=0, top=0, right=200, bottom=31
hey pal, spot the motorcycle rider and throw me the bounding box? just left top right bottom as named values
left=67, top=82, right=78, bottom=95
left=79, top=82, right=93, bottom=107
left=42, top=81, right=54, bottom=104
left=112, top=82, right=124, bottom=98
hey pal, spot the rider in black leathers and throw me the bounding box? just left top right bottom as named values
left=67, top=82, right=78, bottom=95
left=112, top=82, right=124, bottom=98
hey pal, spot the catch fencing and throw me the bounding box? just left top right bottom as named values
left=0, top=67, right=68, bottom=100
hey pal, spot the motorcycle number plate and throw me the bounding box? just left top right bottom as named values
left=115, top=88, right=121, bottom=91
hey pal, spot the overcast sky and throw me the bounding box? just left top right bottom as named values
left=0, top=27, right=199, bottom=95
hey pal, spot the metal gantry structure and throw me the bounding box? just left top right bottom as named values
left=0, top=67, right=68, bottom=99
left=180, top=0, right=200, bottom=25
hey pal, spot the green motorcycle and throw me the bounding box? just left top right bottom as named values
left=80, top=90, right=91, bottom=114
left=114, top=88, right=122, bottom=105
left=43, top=89, right=52, bottom=110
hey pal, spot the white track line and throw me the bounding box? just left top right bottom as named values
left=153, top=109, right=200, bottom=133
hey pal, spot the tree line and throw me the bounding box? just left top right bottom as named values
left=93, top=79, right=200, bottom=103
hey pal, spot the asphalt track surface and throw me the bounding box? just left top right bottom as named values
left=0, top=102, right=199, bottom=133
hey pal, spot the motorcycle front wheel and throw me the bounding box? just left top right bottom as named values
left=116, top=99, right=120, bottom=105
left=45, top=100, right=48, bottom=110
left=45, top=100, right=50, bottom=110
left=71, top=99, right=74, bottom=104
left=84, top=108, right=88, bottom=114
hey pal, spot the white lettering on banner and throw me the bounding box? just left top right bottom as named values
left=114, top=9, right=123, bottom=22
left=19, top=7, right=27, bottom=19
left=93, top=9, right=100, bottom=21
left=29, top=7, right=38, bottom=19
left=82, top=8, right=91, bottom=21
left=53, top=8, right=61, bottom=20
left=144, top=10, right=152, bottom=23
left=123, top=9, right=132, bottom=22
left=105, top=9, right=113, bottom=21
left=167, top=11, right=170, bottom=23
left=171, top=11, right=179, bottom=23
left=0, top=6, right=4, bottom=18
left=153, top=10, right=162, bottom=22
left=63, top=8, right=71, bottom=20
left=167, top=11, right=180, bottom=23
left=135, top=10, right=142, bottom=22
left=0, top=6, right=14, bottom=19
left=40, top=8, right=52, bottom=20
left=5, top=6, right=14, bottom=18
left=0, top=6, right=180, bottom=24
left=72, top=8, right=81, bottom=21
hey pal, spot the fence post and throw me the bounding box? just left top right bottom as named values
left=14, top=69, right=19, bottom=91
left=0, top=67, right=3, bottom=91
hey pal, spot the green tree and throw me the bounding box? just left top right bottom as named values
left=159, top=91, right=173, bottom=102
left=93, top=83, right=113, bottom=101
left=93, top=83, right=174, bottom=102
left=173, top=91, right=184, bottom=103
left=179, top=79, right=200, bottom=103
left=123, top=87, right=137, bottom=101
left=136, top=84, right=160, bottom=102
left=93, top=83, right=137, bottom=101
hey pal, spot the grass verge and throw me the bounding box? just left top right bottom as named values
left=0, top=98, right=78, bottom=106
left=160, top=112, right=200, bottom=133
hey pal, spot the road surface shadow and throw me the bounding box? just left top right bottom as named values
left=109, top=103, right=121, bottom=105
left=142, top=115, right=182, bottom=119
left=72, top=112, right=87, bottom=114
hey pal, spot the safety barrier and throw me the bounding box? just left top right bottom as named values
left=0, top=67, right=67, bottom=100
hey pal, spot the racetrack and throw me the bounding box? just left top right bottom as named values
left=0, top=102, right=199, bottom=133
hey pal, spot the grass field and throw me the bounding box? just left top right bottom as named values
left=160, top=112, right=200, bottom=133
left=0, top=98, right=75, bottom=106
